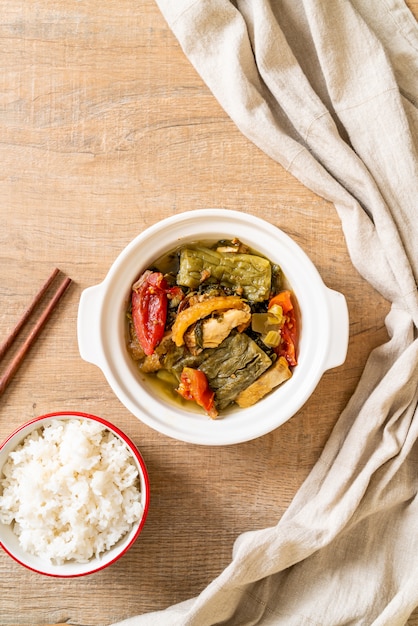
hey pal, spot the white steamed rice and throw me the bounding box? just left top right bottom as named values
left=0, top=418, right=143, bottom=565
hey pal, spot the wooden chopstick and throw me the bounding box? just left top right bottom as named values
left=0, top=269, right=72, bottom=397
left=0, top=267, right=60, bottom=361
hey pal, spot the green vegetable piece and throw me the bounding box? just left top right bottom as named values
left=161, top=344, right=202, bottom=380
left=252, top=309, right=283, bottom=348
left=161, top=332, right=272, bottom=411
left=177, top=246, right=271, bottom=302
left=251, top=312, right=269, bottom=334
left=267, top=304, right=284, bottom=326
left=262, top=330, right=281, bottom=347
left=199, top=333, right=272, bottom=410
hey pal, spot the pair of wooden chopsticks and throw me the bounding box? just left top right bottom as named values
left=0, top=268, right=72, bottom=396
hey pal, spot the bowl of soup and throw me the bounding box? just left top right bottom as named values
left=77, top=209, right=349, bottom=445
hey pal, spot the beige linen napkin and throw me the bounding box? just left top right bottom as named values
left=114, top=1, right=418, bottom=624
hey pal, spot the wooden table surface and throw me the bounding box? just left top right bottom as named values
left=1, top=2, right=417, bottom=625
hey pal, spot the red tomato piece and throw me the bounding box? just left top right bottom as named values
left=268, top=289, right=293, bottom=314
left=277, top=322, right=298, bottom=366
left=131, top=271, right=168, bottom=356
left=268, top=290, right=298, bottom=367
left=166, top=285, right=183, bottom=299
left=177, top=367, right=218, bottom=419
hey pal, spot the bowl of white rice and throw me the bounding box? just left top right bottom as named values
left=0, top=411, right=150, bottom=577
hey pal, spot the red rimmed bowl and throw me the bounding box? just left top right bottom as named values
left=0, top=411, right=150, bottom=577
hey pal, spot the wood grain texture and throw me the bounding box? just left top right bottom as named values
left=0, top=1, right=417, bottom=625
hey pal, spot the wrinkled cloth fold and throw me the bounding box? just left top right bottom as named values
left=114, top=1, right=418, bottom=624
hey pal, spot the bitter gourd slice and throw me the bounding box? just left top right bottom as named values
left=177, top=246, right=271, bottom=302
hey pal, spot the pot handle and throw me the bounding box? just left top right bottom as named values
left=77, top=283, right=106, bottom=367
left=324, top=287, right=349, bottom=371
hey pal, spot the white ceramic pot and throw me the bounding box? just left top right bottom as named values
left=77, top=209, right=349, bottom=445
